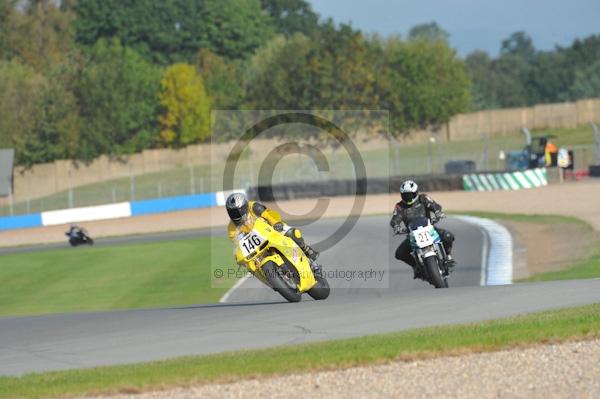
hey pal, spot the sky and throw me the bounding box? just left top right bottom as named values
left=308, top=0, right=600, bottom=57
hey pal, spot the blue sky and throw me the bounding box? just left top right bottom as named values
left=308, top=0, right=600, bottom=56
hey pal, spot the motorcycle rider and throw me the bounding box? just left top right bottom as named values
left=390, top=180, right=455, bottom=279
left=225, top=192, right=320, bottom=262
left=66, top=223, right=85, bottom=240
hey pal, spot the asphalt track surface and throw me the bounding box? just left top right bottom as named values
left=1, top=216, right=600, bottom=376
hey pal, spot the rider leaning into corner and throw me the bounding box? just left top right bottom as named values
left=225, top=192, right=320, bottom=262
left=390, top=180, right=456, bottom=279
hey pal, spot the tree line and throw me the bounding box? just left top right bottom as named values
left=466, top=31, right=600, bottom=109
left=0, top=0, right=596, bottom=166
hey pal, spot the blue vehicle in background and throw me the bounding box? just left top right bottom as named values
left=505, top=128, right=556, bottom=171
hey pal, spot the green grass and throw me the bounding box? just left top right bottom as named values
left=1, top=302, right=599, bottom=398
left=452, top=211, right=594, bottom=230
left=455, top=211, right=600, bottom=281
left=0, top=237, right=235, bottom=317
left=526, top=253, right=600, bottom=281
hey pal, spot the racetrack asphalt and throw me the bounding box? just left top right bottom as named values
left=1, top=215, right=599, bottom=376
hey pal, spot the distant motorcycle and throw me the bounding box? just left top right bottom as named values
left=66, top=226, right=94, bottom=247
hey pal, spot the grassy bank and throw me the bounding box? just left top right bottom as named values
left=1, top=302, right=598, bottom=398
left=0, top=236, right=235, bottom=317
left=454, top=211, right=593, bottom=229
left=456, top=211, right=600, bottom=281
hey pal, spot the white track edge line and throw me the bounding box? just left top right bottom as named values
left=219, top=273, right=252, bottom=303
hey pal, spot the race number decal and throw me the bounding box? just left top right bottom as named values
left=239, top=232, right=264, bottom=257
left=416, top=231, right=431, bottom=244
left=413, top=226, right=435, bottom=248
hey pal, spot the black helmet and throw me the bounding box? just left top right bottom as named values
left=400, top=180, right=419, bottom=205
left=225, top=192, right=249, bottom=225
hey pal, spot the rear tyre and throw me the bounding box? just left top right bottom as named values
left=424, top=256, right=447, bottom=289
left=262, top=261, right=302, bottom=302
left=307, top=274, right=330, bottom=300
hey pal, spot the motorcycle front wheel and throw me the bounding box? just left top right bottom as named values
left=262, top=261, right=302, bottom=303
left=424, top=256, right=448, bottom=289
left=307, top=273, right=330, bottom=300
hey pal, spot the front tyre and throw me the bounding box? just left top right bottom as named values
left=307, top=274, right=330, bottom=300
left=262, top=261, right=302, bottom=303
left=424, top=256, right=447, bottom=289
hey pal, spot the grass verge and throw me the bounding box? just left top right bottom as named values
left=0, top=236, right=235, bottom=317
left=452, top=211, right=593, bottom=230
left=455, top=211, right=600, bottom=281
left=1, top=302, right=599, bottom=398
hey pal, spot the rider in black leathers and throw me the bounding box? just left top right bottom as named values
left=390, top=180, right=456, bottom=279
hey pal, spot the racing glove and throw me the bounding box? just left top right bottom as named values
left=393, top=225, right=407, bottom=235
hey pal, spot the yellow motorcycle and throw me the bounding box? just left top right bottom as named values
left=233, top=216, right=330, bottom=302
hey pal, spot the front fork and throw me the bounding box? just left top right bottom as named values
left=412, top=242, right=449, bottom=277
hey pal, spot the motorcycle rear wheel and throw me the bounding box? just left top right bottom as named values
left=262, top=261, right=302, bottom=302
left=424, top=256, right=448, bottom=289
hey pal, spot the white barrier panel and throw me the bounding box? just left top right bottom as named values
left=215, top=189, right=246, bottom=207
left=41, top=202, right=132, bottom=226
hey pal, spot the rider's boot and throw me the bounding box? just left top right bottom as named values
left=412, top=265, right=424, bottom=280
left=444, top=254, right=456, bottom=273
left=309, top=259, right=323, bottom=279
left=303, top=245, right=320, bottom=261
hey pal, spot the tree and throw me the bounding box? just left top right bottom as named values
left=465, top=50, right=493, bottom=109
left=260, top=0, right=320, bottom=37
left=0, top=0, right=16, bottom=59
left=76, top=39, right=161, bottom=159
left=202, top=0, right=275, bottom=59
left=74, top=0, right=205, bottom=65
left=0, top=59, right=78, bottom=165
left=568, top=60, right=600, bottom=99
left=158, top=63, right=211, bottom=146
left=500, top=31, right=535, bottom=61
left=8, top=0, right=77, bottom=71
left=74, top=0, right=274, bottom=63
left=0, top=60, right=46, bottom=161
left=376, top=38, right=471, bottom=132
left=246, top=24, right=378, bottom=111
left=408, top=21, right=449, bottom=44
left=197, top=48, right=244, bottom=109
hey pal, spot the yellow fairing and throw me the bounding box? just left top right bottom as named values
left=234, top=217, right=316, bottom=292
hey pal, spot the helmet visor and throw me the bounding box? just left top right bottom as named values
left=227, top=203, right=248, bottom=224
left=401, top=191, right=418, bottom=204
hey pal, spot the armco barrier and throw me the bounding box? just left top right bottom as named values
left=0, top=213, right=43, bottom=231
left=130, top=193, right=216, bottom=216
left=248, top=174, right=463, bottom=201
left=463, top=168, right=547, bottom=191
left=0, top=190, right=244, bottom=231
left=41, top=202, right=132, bottom=226
left=1, top=173, right=461, bottom=230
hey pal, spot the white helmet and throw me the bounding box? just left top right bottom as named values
left=400, top=180, right=419, bottom=205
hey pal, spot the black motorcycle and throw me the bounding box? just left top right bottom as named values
left=66, top=228, right=94, bottom=247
